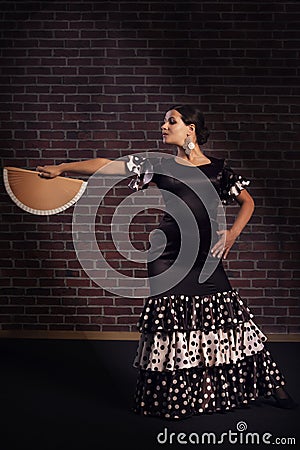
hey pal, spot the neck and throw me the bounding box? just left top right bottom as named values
left=176, top=145, right=209, bottom=164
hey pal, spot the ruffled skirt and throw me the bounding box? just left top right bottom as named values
left=132, top=290, right=286, bottom=419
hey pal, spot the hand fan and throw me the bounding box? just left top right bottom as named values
left=3, top=166, right=88, bottom=215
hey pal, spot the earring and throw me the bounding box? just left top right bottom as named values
left=183, top=136, right=195, bottom=156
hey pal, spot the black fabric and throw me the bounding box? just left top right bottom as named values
left=143, top=156, right=238, bottom=297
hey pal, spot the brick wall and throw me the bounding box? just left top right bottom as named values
left=1, top=0, right=299, bottom=334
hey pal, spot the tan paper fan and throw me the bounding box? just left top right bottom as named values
left=3, top=166, right=88, bottom=215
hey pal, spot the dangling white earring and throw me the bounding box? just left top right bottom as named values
left=183, top=136, right=195, bottom=156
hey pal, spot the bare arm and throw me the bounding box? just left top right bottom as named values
left=212, top=189, right=255, bottom=259
left=36, top=157, right=128, bottom=178
left=229, top=189, right=255, bottom=238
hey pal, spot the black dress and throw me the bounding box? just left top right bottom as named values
left=125, top=153, right=286, bottom=420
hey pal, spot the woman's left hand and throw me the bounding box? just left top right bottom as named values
left=211, top=229, right=238, bottom=260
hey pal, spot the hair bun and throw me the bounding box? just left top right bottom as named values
left=197, top=126, right=210, bottom=145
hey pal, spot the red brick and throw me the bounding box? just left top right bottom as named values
left=102, top=325, right=131, bottom=332
left=275, top=298, right=299, bottom=306
left=117, top=316, right=140, bottom=325
left=14, top=315, right=38, bottom=323
left=1, top=0, right=299, bottom=334
left=75, top=325, right=100, bottom=331
left=49, top=325, right=74, bottom=331
left=38, top=316, right=64, bottom=323
left=289, top=307, right=300, bottom=316
left=277, top=317, right=300, bottom=324
left=255, top=316, right=275, bottom=325
left=65, top=316, right=89, bottom=324
left=90, top=316, right=116, bottom=324
left=263, top=307, right=288, bottom=316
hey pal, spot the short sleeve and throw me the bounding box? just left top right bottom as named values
left=126, top=154, right=155, bottom=191
left=218, top=161, right=250, bottom=205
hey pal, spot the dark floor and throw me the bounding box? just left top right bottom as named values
left=0, top=339, right=299, bottom=450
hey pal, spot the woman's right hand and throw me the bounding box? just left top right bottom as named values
left=36, top=164, right=64, bottom=179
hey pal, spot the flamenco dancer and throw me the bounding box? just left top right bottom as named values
left=37, top=104, right=297, bottom=419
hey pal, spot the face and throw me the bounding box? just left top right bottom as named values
left=161, top=109, right=191, bottom=147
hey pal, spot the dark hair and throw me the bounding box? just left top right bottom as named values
left=168, top=104, right=210, bottom=145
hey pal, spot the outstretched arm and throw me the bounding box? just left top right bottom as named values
left=211, top=189, right=255, bottom=259
left=36, top=158, right=128, bottom=178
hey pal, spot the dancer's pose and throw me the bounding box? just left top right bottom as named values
left=37, top=104, right=296, bottom=419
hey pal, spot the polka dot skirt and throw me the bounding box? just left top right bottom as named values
left=132, top=290, right=286, bottom=420
left=134, top=320, right=267, bottom=371
left=138, top=290, right=253, bottom=332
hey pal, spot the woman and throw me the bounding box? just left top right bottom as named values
left=37, top=104, right=296, bottom=420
